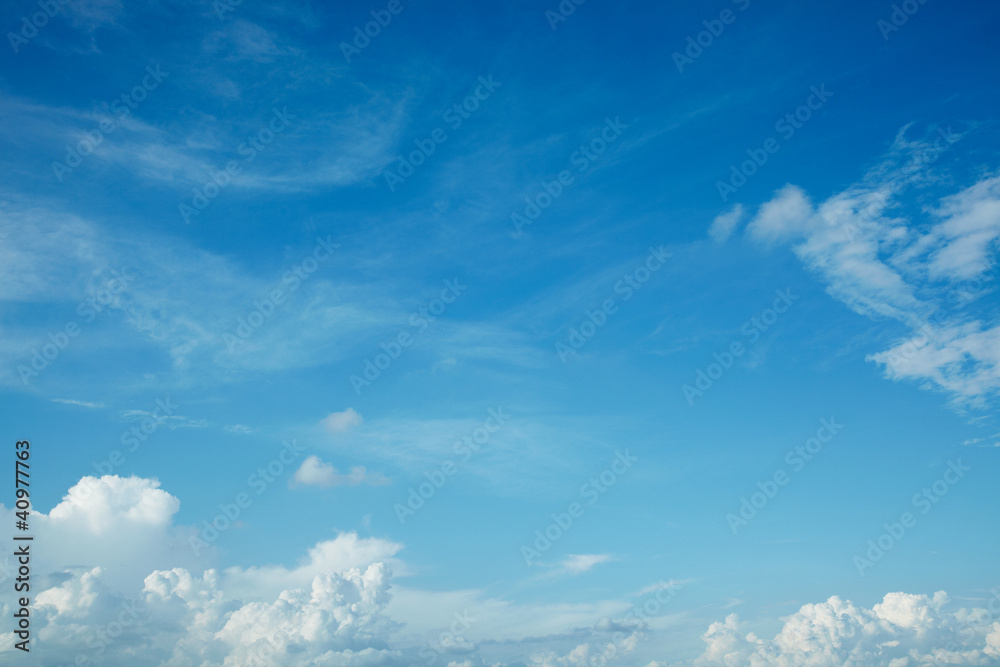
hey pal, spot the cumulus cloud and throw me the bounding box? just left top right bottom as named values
left=3, top=475, right=204, bottom=592
left=144, top=562, right=401, bottom=666
left=8, top=474, right=1000, bottom=666
left=738, top=127, right=1000, bottom=406
left=0, top=474, right=406, bottom=666
left=527, top=626, right=643, bottom=667
left=694, top=590, right=1000, bottom=666
left=47, top=474, right=178, bottom=534
left=292, top=455, right=390, bottom=488
left=217, top=532, right=406, bottom=603
left=322, top=408, right=364, bottom=433
left=0, top=560, right=401, bottom=666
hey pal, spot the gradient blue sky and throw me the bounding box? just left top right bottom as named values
left=2, top=0, right=1000, bottom=664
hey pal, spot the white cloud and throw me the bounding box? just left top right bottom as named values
left=322, top=408, right=364, bottom=433
left=143, top=562, right=401, bottom=666
left=292, top=455, right=390, bottom=488
left=47, top=475, right=178, bottom=535
left=925, top=175, right=1000, bottom=280
left=0, top=475, right=407, bottom=665
left=9, top=474, right=1000, bottom=666
left=741, top=128, right=1000, bottom=406
left=868, top=321, right=1000, bottom=402
left=694, top=590, right=1000, bottom=666
left=0, top=201, right=401, bottom=385
left=0, top=475, right=203, bottom=594
left=527, top=629, right=643, bottom=667
left=745, top=185, right=815, bottom=244
left=709, top=204, right=745, bottom=243
left=557, top=554, right=614, bottom=576
left=217, top=532, right=406, bottom=603
left=50, top=398, right=105, bottom=408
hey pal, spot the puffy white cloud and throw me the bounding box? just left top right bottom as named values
left=694, top=591, right=1000, bottom=666
left=527, top=627, right=643, bottom=667
left=322, top=408, right=364, bottom=433
left=0, top=473, right=406, bottom=666
left=292, top=455, right=390, bottom=488
left=1, top=475, right=204, bottom=592
left=9, top=474, right=1000, bottom=666
left=47, top=474, right=178, bottom=535
left=217, top=532, right=405, bottom=602
left=141, top=562, right=401, bottom=666
left=0, top=559, right=402, bottom=666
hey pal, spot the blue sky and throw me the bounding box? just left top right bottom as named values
left=2, top=0, right=1000, bottom=664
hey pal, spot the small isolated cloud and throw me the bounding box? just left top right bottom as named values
left=321, top=408, right=363, bottom=433
left=292, top=455, right=390, bottom=488
left=709, top=204, right=745, bottom=243
left=558, top=554, right=614, bottom=575
left=224, top=424, right=255, bottom=434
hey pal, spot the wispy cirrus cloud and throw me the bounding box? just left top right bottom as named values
left=50, top=397, right=105, bottom=408
left=556, top=554, right=615, bottom=576
left=730, top=126, right=1000, bottom=408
